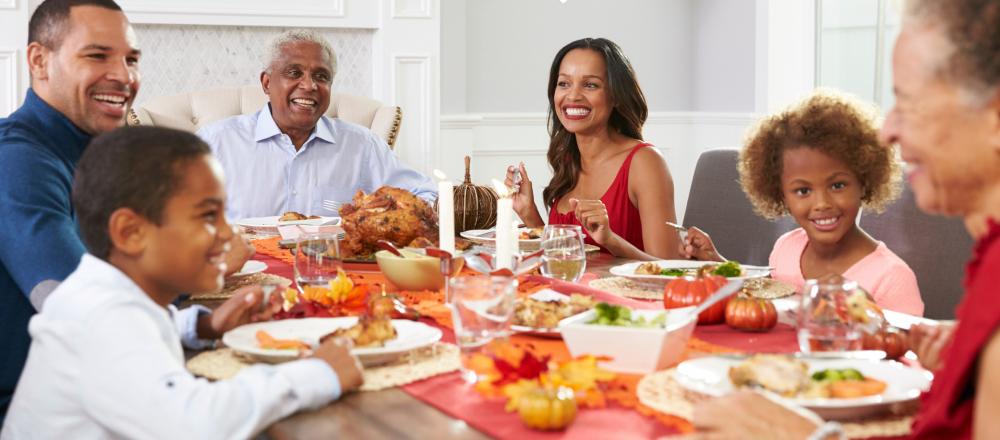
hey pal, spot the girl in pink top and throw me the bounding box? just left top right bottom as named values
left=680, top=91, right=924, bottom=315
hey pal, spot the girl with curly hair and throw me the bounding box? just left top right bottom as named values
left=503, top=38, right=679, bottom=260
left=680, top=90, right=923, bottom=315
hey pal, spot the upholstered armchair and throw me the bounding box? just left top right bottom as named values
left=127, top=85, right=402, bottom=149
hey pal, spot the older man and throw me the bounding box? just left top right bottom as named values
left=198, top=30, right=436, bottom=221
left=687, top=0, right=1000, bottom=439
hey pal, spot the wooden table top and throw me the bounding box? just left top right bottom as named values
left=263, top=251, right=632, bottom=440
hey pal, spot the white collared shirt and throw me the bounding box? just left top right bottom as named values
left=0, top=255, right=340, bottom=440
left=197, top=104, right=437, bottom=220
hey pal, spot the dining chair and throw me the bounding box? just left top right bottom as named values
left=859, top=184, right=973, bottom=320
left=127, top=85, right=403, bottom=149
left=681, top=149, right=797, bottom=267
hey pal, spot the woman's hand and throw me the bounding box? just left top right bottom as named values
left=909, top=322, right=955, bottom=371
left=679, top=226, right=724, bottom=262
left=689, top=391, right=820, bottom=440
left=570, top=198, right=615, bottom=246
left=505, top=162, right=543, bottom=227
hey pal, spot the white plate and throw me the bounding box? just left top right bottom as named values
left=609, top=260, right=770, bottom=282
left=673, top=356, right=932, bottom=420
left=510, top=289, right=592, bottom=338
left=461, top=228, right=542, bottom=246
left=235, top=216, right=341, bottom=233
left=222, top=317, right=442, bottom=366
left=229, top=260, right=267, bottom=278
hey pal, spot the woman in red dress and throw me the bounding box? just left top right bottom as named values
left=687, top=1, right=1000, bottom=439
left=504, top=38, right=680, bottom=260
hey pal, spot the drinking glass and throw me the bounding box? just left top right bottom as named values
left=449, top=276, right=517, bottom=384
left=539, top=224, right=587, bottom=282
left=797, top=275, right=864, bottom=352
left=293, top=233, right=342, bottom=292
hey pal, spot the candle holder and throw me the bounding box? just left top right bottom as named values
left=463, top=249, right=543, bottom=278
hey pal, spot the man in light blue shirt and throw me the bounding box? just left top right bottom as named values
left=197, top=29, right=436, bottom=220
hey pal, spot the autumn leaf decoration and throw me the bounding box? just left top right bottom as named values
left=469, top=343, right=616, bottom=410
left=274, top=268, right=370, bottom=319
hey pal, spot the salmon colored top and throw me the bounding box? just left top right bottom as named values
left=548, top=143, right=649, bottom=253
left=768, top=228, right=924, bottom=315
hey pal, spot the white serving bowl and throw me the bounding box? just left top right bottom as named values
left=558, top=306, right=697, bottom=374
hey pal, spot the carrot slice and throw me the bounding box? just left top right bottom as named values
left=255, top=330, right=310, bottom=351
left=828, top=378, right=887, bottom=398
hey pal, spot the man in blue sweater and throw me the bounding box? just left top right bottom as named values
left=0, top=0, right=140, bottom=421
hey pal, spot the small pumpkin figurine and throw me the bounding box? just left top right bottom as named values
left=454, top=156, right=499, bottom=233
left=663, top=267, right=729, bottom=324
left=725, top=292, right=778, bottom=332
left=517, top=386, right=577, bottom=431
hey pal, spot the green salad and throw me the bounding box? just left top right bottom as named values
left=589, top=303, right=667, bottom=328
left=712, top=260, right=742, bottom=277
left=660, top=268, right=686, bottom=276
left=811, top=368, right=865, bottom=383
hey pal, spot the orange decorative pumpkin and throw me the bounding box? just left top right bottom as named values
left=517, top=387, right=578, bottom=431
left=663, top=272, right=729, bottom=324
left=725, top=294, right=778, bottom=332
left=861, top=326, right=908, bottom=360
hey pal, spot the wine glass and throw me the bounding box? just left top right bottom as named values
left=797, top=275, right=864, bottom=353
left=293, top=233, right=342, bottom=292
left=539, top=224, right=587, bottom=282
left=449, top=276, right=517, bottom=384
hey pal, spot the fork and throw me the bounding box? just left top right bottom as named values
left=321, top=200, right=342, bottom=213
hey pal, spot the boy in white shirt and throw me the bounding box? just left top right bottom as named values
left=0, top=126, right=363, bottom=439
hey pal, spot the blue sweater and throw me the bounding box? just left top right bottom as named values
left=0, top=89, right=90, bottom=422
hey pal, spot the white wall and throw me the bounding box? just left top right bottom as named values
left=443, top=0, right=695, bottom=113
left=692, top=0, right=757, bottom=112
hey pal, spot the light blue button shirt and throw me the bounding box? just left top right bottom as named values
left=197, top=104, right=437, bottom=220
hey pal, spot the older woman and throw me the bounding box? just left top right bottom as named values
left=688, top=0, right=1000, bottom=439
left=505, top=38, right=680, bottom=260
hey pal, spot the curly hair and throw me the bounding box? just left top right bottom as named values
left=738, top=91, right=901, bottom=219
left=906, top=0, right=1000, bottom=98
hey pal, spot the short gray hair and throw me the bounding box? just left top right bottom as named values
left=262, top=29, right=337, bottom=76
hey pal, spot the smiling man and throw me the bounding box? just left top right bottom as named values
left=0, top=0, right=140, bottom=421
left=197, top=29, right=436, bottom=221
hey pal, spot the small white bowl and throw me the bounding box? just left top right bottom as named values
left=558, top=306, right=697, bottom=374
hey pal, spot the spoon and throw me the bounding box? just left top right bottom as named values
left=377, top=239, right=405, bottom=258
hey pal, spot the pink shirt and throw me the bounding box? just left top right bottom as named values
left=769, top=228, right=924, bottom=315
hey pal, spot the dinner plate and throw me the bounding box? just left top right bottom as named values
left=222, top=317, right=442, bottom=366
left=673, top=356, right=932, bottom=420
left=510, top=289, right=593, bottom=338
left=229, top=260, right=267, bottom=278
left=235, top=216, right=341, bottom=234
left=609, top=260, right=771, bottom=282
left=461, top=229, right=601, bottom=253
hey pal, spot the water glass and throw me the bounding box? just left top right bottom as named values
left=797, top=275, right=864, bottom=352
left=539, top=224, right=587, bottom=282
left=449, top=276, right=517, bottom=384
left=293, top=233, right=342, bottom=292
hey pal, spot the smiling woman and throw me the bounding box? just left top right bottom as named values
left=504, top=38, right=680, bottom=261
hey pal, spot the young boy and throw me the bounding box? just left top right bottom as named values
left=0, top=127, right=363, bottom=439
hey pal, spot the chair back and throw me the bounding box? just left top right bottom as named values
left=860, top=185, right=973, bottom=319
left=682, top=149, right=797, bottom=266
left=128, top=85, right=402, bottom=148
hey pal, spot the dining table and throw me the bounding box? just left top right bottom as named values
left=187, top=244, right=914, bottom=440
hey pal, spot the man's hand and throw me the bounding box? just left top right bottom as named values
left=197, top=285, right=281, bottom=340
left=313, top=337, right=364, bottom=393
left=224, top=226, right=255, bottom=277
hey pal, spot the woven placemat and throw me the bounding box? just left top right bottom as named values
left=636, top=368, right=914, bottom=439
left=589, top=277, right=662, bottom=300
left=190, top=273, right=293, bottom=301
left=186, top=342, right=460, bottom=392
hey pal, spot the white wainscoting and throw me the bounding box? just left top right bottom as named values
left=392, top=55, right=433, bottom=174
left=0, top=49, right=17, bottom=116
left=118, top=0, right=380, bottom=28
left=440, top=112, right=759, bottom=223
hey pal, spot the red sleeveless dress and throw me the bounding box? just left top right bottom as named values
left=547, top=143, right=649, bottom=253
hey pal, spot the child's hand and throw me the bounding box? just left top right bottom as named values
left=224, top=227, right=256, bottom=277
left=313, top=337, right=364, bottom=393
left=909, top=322, right=955, bottom=371
left=679, top=227, right=724, bottom=262
left=203, top=286, right=281, bottom=338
